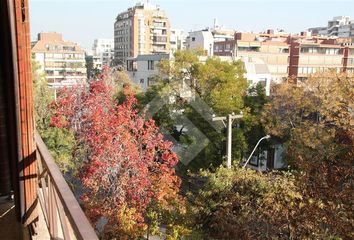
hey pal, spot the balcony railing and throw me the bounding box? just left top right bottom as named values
left=35, top=133, right=98, bottom=240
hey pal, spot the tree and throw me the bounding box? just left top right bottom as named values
left=32, top=59, right=53, bottom=130
left=32, top=59, right=76, bottom=172
left=51, top=77, right=187, bottom=239
left=261, top=72, right=354, bottom=239
left=140, top=50, right=251, bottom=171
left=189, top=167, right=314, bottom=239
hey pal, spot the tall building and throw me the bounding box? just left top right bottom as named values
left=114, top=1, right=171, bottom=65
left=92, top=38, right=114, bottom=69
left=308, top=16, right=354, bottom=38
left=32, top=32, right=87, bottom=88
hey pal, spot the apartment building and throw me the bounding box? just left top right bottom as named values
left=126, top=53, right=169, bottom=91
left=214, top=32, right=290, bottom=82
left=309, top=16, right=354, bottom=38
left=32, top=32, right=87, bottom=88
left=214, top=31, right=354, bottom=81
left=308, top=27, right=328, bottom=36
left=114, top=1, right=171, bottom=65
left=92, top=38, right=114, bottom=69
left=170, top=29, right=187, bottom=55
left=289, top=38, right=354, bottom=79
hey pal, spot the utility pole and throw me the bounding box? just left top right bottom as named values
left=212, top=112, right=243, bottom=168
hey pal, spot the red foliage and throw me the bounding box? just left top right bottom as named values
left=51, top=79, right=181, bottom=236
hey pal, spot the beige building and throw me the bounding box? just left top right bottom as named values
left=214, top=31, right=354, bottom=82
left=32, top=32, right=87, bottom=88
left=114, top=1, right=171, bottom=66
left=214, top=32, right=290, bottom=82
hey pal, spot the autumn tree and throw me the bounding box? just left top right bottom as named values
left=189, top=167, right=316, bottom=239
left=262, top=72, right=354, bottom=239
left=51, top=75, right=188, bottom=239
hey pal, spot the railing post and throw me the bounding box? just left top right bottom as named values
left=48, top=178, right=58, bottom=238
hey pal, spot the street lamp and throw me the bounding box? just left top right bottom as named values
left=243, top=135, right=271, bottom=168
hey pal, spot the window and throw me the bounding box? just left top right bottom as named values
left=279, top=48, right=289, bottom=53
left=301, top=47, right=318, bottom=54
left=148, top=60, right=154, bottom=70
left=127, top=60, right=134, bottom=71
left=140, top=78, right=144, bottom=84
left=192, top=37, right=195, bottom=42
left=148, top=76, right=155, bottom=86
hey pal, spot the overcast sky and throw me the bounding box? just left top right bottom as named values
left=30, top=0, right=354, bottom=50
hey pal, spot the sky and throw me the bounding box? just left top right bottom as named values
left=30, top=0, right=354, bottom=50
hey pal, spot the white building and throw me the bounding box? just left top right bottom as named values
left=328, top=16, right=351, bottom=37
left=309, top=16, right=354, bottom=38
left=186, top=29, right=214, bottom=56
left=92, top=39, right=114, bottom=69
left=246, top=144, right=286, bottom=171
left=243, top=57, right=272, bottom=96
left=126, top=54, right=169, bottom=91
left=170, top=29, right=187, bottom=55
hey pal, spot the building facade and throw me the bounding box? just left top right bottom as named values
left=170, top=29, right=187, bottom=55
left=214, top=31, right=354, bottom=81
left=32, top=32, right=87, bottom=88
left=186, top=29, right=215, bottom=56
left=243, top=57, right=272, bottom=96
left=92, top=38, right=114, bottom=69
left=308, top=16, right=354, bottom=38
left=114, top=2, right=171, bottom=66
left=126, top=53, right=169, bottom=91
left=214, top=32, right=290, bottom=82
left=288, top=38, right=354, bottom=79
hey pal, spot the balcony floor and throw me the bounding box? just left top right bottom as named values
left=0, top=196, right=22, bottom=240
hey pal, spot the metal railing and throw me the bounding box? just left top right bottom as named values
left=35, top=133, right=98, bottom=240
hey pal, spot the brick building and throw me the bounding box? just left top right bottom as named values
left=214, top=31, right=354, bottom=82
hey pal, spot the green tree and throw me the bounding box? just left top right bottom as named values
left=140, top=50, right=252, bottom=171
left=32, top=59, right=76, bottom=172
left=32, top=59, right=53, bottom=130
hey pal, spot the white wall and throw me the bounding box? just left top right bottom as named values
left=187, top=30, right=214, bottom=56
left=245, top=73, right=271, bottom=96
left=34, top=53, right=45, bottom=70
left=128, top=60, right=160, bottom=91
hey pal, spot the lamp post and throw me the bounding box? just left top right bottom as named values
left=243, top=135, right=271, bottom=168
left=212, top=112, right=243, bottom=168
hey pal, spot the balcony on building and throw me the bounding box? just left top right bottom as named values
left=0, top=1, right=99, bottom=239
